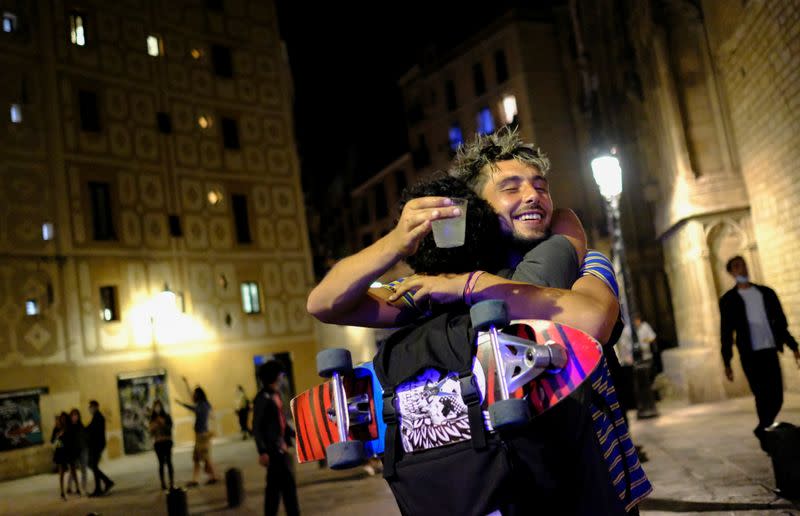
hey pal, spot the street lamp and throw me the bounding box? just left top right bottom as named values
left=591, top=152, right=658, bottom=419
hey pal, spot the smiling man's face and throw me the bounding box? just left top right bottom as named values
left=479, top=159, right=553, bottom=245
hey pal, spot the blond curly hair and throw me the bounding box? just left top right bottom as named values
left=449, top=127, right=550, bottom=192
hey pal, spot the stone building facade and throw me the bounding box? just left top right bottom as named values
left=566, top=0, right=800, bottom=401
left=0, top=0, right=315, bottom=479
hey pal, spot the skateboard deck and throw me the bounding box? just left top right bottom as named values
left=475, top=319, right=602, bottom=416
left=291, top=361, right=386, bottom=464
left=291, top=320, right=602, bottom=464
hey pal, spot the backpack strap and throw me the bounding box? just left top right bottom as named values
left=381, top=387, right=400, bottom=479
left=459, top=370, right=486, bottom=450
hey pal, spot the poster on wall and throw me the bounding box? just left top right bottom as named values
left=0, top=387, right=46, bottom=452
left=117, top=371, right=169, bottom=455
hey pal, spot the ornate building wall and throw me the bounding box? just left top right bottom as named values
left=0, top=0, right=316, bottom=479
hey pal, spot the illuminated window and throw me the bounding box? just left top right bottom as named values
left=42, top=222, right=54, bottom=241
left=146, top=35, right=162, bottom=57
left=3, top=12, right=17, bottom=33
left=501, top=94, right=518, bottom=124
left=25, top=299, right=39, bottom=316
left=99, top=286, right=119, bottom=322
left=69, top=12, right=86, bottom=46
left=198, top=115, right=212, bottom=129
left=10, top=103, right=22, bottom=123
left=240, top=282, right=260, bottom=314
left=476, top=107, right=495, bottom=135
left=207, top=189, right=222, bottom=206
left=448, top=123, right=463, bottom=151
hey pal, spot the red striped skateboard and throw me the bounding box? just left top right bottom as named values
left=290, top=360, right=385, bottom=466
left=475, top=319, right=603, bottom=416
left=290, top=318, right=602, bottom=466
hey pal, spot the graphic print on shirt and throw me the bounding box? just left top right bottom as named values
left=396, top=362, right=487, bottom=452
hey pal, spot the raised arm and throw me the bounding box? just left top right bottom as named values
left=306, top=197, right=461, bottom=325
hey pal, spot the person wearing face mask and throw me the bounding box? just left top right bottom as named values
left=719, top=255, right=800, bottom=441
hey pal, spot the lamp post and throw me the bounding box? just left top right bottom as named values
left=591, top=152, right=658, bottom=419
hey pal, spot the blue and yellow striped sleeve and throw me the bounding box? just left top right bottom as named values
left=579, top=250, right=619, bottom=299
left=370, top=277, right=421, bottom=313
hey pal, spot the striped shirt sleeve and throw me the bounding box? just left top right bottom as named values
left=371, top=277, right=421, bottom=313
left=579, top=250, right=619, bottom=298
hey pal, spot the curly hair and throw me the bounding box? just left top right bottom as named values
left=449, top=127, right=550, bottom=192
left=398, top=174, right=505, bottom=274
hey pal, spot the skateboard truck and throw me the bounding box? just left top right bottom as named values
left=470, top=300, right=533, bottom=430
left=493, top=333, right=568, bottom=392
left=316, top=348, right=367, bottom=470
left=326, top=393, right=372, bottom=426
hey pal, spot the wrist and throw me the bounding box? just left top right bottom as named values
left=463, top=271, right=486, bottom=306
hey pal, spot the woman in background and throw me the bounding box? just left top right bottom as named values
left=149, top=400, right=175, bottom=491
left=66, top=408, right=88, bottom=495
left=51, top=411, right=81, bottom=500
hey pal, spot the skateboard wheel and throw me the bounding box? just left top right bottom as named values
left=326, top=440, right=366, bottom=470
left=470, top=300, right=509, bottom=331
left=489, top=399, right=531, bottom=430
left=317, top=348, right=353, bottom=378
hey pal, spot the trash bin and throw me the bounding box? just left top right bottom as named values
left=762, top=422, right=800, bottom=499
left=166, top=487, right=189, bottom=516
left=226, top=467, right=245, bottom=508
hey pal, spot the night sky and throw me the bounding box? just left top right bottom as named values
left=275, top=1, right=526, bottom=204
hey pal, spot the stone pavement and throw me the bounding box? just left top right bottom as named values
left=0, top=394, right=798, bottom=515
left=633, top=393, right=800, bottom=516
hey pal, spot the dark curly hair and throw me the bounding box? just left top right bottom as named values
left=398, top=174, right=504, bottom=274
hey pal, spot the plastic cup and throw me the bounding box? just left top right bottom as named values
left=431, top=198, right=468, bottom=248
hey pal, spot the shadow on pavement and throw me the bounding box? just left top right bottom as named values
left=640, top=497, right=799, bottom=512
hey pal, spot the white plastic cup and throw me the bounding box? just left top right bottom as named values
left=431, top=198, right=468, bottom=248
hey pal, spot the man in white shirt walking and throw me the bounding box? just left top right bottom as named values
left=719, top=256, right=800, bottom=440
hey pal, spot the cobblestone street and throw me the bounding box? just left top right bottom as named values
left=1, top=394, right=798, bottom=515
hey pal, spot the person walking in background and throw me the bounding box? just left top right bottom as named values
left=87, top=400, right=114, bottom=497
left=149, top=400, right=175, bottom=491
left=720, top=255, right=800, bottom=441
left=235, top=385, right=251, bottom=440
left=66, top=408, right=88, bottom=496
left=51, top=412, right=81, bottom=500
left=633, top=313, right=657, bottom=365
left=253, top=360, right=299, bottom=516
left=178, top=376, right=219, bottom=487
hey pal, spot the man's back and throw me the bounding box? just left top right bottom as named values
left=88, top=412, right=106, bottom=451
